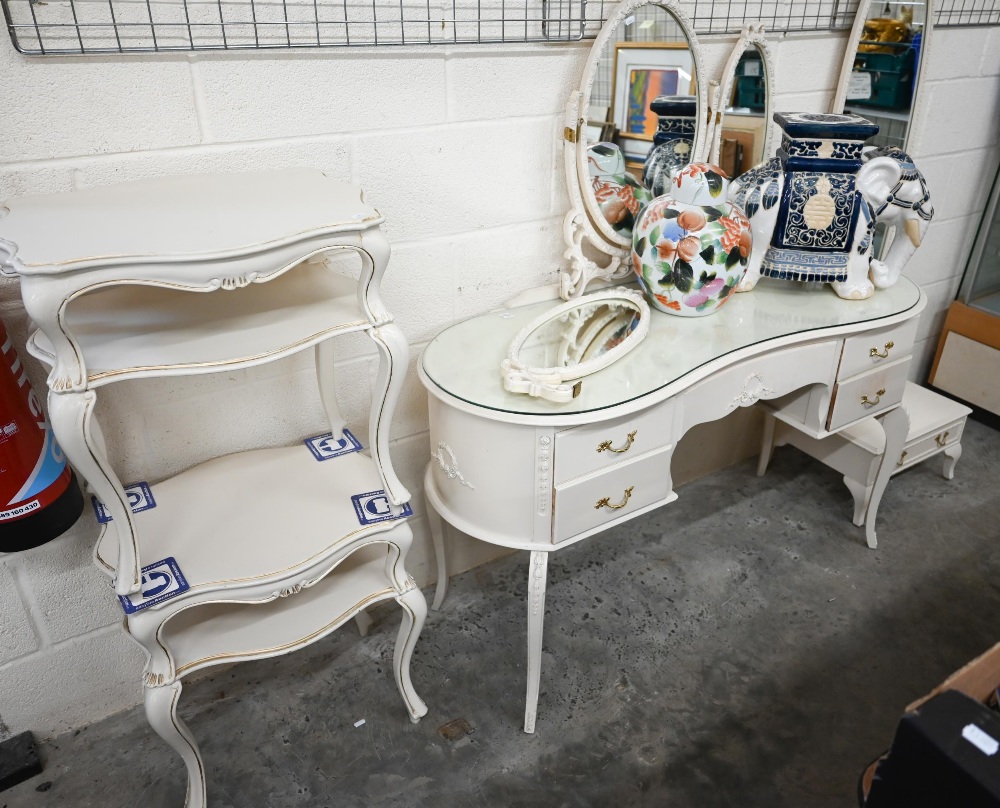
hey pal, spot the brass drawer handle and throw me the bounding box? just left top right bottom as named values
left=595, top=486, right=634, bottom=511
left=935, top=431, right=950, bottom=446
left=869, top=341, right=895, bottom=359
left=597, top=430, right=637, bottom=454
left=896, top=450, right=908, bottom=467
left=861, top=388, right=886, bottom=407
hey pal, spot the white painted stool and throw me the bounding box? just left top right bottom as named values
left=758, top=382, right=971, bottom=538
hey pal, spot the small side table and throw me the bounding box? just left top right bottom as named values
left=0, top=169, right=427, bottom=808
left=758, top=381, right=971, bottom=531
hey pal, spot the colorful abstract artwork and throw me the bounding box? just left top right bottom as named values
left=625, top=68, right=680, bottom=137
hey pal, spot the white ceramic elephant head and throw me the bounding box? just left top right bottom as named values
left=729, top=145, right=933, bottom=300
left=856, top=145, right=935, bottom=290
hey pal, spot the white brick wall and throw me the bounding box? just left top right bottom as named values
left=0, top=19, right=996, bottom=739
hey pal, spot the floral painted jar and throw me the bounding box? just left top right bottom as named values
left=642, top=96, right=697, bottom=198
left=587, top=142, right=653, bottom=241
left=632, top=163, right=752, bottom=316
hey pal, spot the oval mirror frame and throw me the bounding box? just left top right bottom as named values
left=832, top=0, right=934, bottom=154
left=500, top=288, right=651, bottom=403
left=832, top=0, right=934, bottom=264
left=707, top=24, right=775, bottom=172
left=560, top=0, right=708, bottom=299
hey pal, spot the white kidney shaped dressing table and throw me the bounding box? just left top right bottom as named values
left=417, top=0, right=936, bottom=734
left=420, top=277, right=925, bottom=733
left=0, top=168, right=427, bottom=807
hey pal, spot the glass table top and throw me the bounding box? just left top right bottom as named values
left=421, top=278, right=923, bottom=416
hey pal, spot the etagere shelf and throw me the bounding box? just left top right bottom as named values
left=0, top=168, right=427, bottom=808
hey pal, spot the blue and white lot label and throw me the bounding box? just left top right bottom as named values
left=92, top=482, right=156, bottom=524
left=118, top=557, right=190, bottom=614
left=351, top=490, right=413, bottom=525
left=305, top=429, right=363, bottom=462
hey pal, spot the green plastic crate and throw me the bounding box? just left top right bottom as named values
left=849, top=46, right=915, bottom=111
left=735, top=75, right=766, bottom=111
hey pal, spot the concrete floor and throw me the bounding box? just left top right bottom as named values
left=4, top=418, right=999, bottom=808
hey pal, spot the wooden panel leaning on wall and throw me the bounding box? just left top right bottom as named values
left=928, top=302, right=1000, bottom=417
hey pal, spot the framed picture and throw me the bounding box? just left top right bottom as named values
left=611, top=43, right=695, bottom=159
left=586, top=121, right=617, bottom=144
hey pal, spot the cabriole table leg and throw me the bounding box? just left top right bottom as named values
left=144, top=681, right=206, bottom=808
left=423, top=467, right=449, bottom=611
left=866, top=405, right=910, bottom=549
left=524, top=550, right=549, bottom=734
left=394, top=585, right=429, bottom=723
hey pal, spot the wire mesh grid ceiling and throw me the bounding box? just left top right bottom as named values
left=2, top=0, right=996, bottom=54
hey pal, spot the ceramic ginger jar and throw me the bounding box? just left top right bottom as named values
left=632, top=163, right=752, bottom=317
left=587, top=142, right=653, bottom=241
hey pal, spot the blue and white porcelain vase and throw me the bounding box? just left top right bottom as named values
left=749, top=111, right=879, bottom=285
left=642, top=96, right=697, bottom=198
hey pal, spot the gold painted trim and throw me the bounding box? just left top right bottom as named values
left=173, top=587, right=395, bottom=677
left=97, top=520, right=403, bottom=589
left=34, top=260, right=372, bottom=383
left=86, top=320, right=368, bottom=383
left=21, top=215, right=384, bottom=269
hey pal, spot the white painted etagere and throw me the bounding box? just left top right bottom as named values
left=0, top=168, right=427, bottom=808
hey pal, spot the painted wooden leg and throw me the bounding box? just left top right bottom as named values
left=354, top=610, right=373, bottom=637
left=366, top=322, right=411, bottom=508
left=144, top=681, right=206, bottom=808
left=865, top=405, right=910, bottom=550
left=393, top=586, right=429, bottom=723
left=357, top=228, right=393, bottom=326
left=942, top=442, right=963, bottom=480
left=524, top=551, right=549, bottom=735
left=315, top=340, right=346, bottom=443
left=756, top=411, right=777, bottom=477
left=843, top=476, right=873, bottom=527
left=424, top=472, right=449, bottom=611
left=19, top=274, right=89, bottom=393
left=47, top=390, right=141, bottom=596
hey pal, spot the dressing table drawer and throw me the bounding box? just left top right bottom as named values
left=838, top=318, right=918, bottom=380
left=897, top=416, right=968, bottom=469
left=553, top=402, right=674, bottom=485
left=828, top=356, right=912, bottom=431
left=552, top=445, right=674, bottom=544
